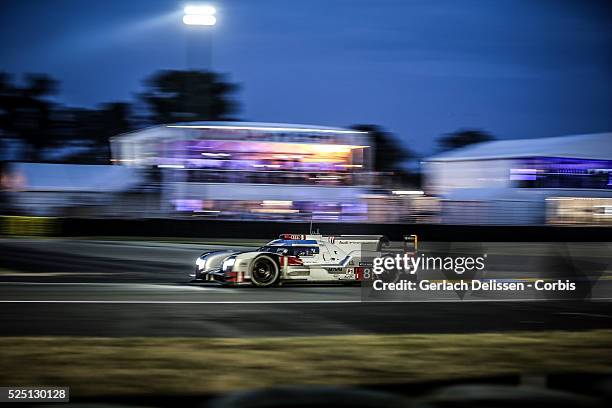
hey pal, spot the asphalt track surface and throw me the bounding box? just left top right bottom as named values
left=0, top=238, right=611, bottom=337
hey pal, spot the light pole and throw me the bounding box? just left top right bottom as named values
left=182, top=4, right=216, bottom=70
left=178, top=5, right=218, bottom=209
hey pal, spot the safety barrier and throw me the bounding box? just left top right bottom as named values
left=0, top=216, right=607, bottom=241
left=57, top=218, right=609, bottom=242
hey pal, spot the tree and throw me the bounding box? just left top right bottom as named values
left=0, top=73, right=59, bottom=160
left=438, top=129, right=494, bottom=151
left=62, top=102, right=133, bottom=163
left=0, top=69, right=239, bottom=162
left=140, top=70, right=239, bottom=124
left=351, top=124, right=414, bottom=173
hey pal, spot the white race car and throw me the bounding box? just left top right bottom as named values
left=191, top=234, right=389, bottom=287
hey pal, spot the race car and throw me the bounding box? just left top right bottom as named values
left=191, top=233, right=389, bottom=287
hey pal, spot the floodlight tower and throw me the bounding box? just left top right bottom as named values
left=182, top=4, right=217, bottom=70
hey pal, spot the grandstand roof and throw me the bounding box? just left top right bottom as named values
left=426, top=133, right=612, bottom=162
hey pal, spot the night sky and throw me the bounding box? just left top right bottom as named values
left=1, top=0, right=611, bottom=155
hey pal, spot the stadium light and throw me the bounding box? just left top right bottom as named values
left=184, top=5, right=216, bottom=15
left=183, top=4, right=217, bottom=26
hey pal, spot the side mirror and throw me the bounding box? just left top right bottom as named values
left=403, top=234, right=418, bottom=255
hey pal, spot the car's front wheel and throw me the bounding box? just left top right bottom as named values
left=249, top=255, right=280, bottom=287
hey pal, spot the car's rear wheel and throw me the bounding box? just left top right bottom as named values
left=249, top=255, right=280, bottom=287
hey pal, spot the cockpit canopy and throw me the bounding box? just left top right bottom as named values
left=257, top=245, right=320, bottom=257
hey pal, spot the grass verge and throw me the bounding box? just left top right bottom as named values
left=1, top=330, right=611, bottom=397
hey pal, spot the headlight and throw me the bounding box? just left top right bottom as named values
left=195, top=257, right=207, bottom=269
left=222, top=257, right=236, bottom=271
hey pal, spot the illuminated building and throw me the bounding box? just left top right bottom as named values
left=110, top=122, right=373, bottom=220
left=423, top=133, right=612, bottom=225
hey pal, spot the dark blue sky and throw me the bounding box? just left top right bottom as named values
left=1, top=0, right=611, bottom=155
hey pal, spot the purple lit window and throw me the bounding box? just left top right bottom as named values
left=512, top=157, right=612, bottom=190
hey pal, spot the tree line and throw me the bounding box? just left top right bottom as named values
left=0, top=70, right=239, bottom=163
left=0, top=69, right=493, bottom=166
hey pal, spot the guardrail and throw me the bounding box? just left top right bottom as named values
left=58, top=218, right=610, bottom=242
left=1, top=216, right=608, bottom=241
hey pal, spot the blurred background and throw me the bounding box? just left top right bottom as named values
left=1, top=0, right=611, bottom=228
left=1, top=3, right=612, bottom=405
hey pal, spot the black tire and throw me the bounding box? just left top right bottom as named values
left=249, top=255, right=280, bottom=287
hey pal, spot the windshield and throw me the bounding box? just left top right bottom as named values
left=258, top=246, right=319, bottom=256
left=258, top=246, right=290, bottom=255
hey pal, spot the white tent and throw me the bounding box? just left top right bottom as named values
left=423, top=133, right=612, bottom=225
left=8, top=163, right=143, bottom=192
left=427, top=133, right=612, bottom=162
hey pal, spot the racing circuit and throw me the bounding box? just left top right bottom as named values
left=1, top=238, right=611, bottom=337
